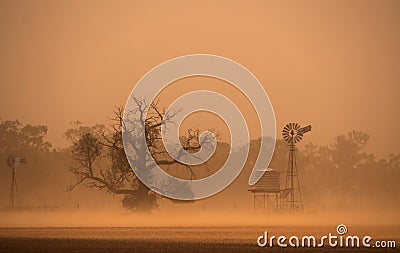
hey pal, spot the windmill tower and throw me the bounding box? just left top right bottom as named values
left=281, top=123, right=311, bottom=211
left=6, top=155, right=26, bottom=208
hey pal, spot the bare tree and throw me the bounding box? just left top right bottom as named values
left=65, top=98, right=215, bottom=212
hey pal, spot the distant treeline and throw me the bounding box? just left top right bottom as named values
left=0, top=118, right=399, bottom=211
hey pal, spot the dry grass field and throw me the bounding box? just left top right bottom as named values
left=0, top=226, right=398, bottom=253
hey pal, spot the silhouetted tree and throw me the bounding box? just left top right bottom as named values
left=0, top=119, right=76, bottom=208
left=299, top=130, right=400, bottom=209
left=65, top=98, right=215, bottom=212
left=0, top=119, right=51, bottom=154
left=331, top=131, right=370, bottom=170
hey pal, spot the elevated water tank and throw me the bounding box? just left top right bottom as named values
left=249, top=168, right=280, bottom=193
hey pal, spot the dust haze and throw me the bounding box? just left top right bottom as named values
left=0, top=1, right=399, bottom=249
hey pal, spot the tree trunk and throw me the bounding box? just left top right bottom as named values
left=135, top=180, right=154, bottom=213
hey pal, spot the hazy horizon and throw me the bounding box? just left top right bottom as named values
left=0, top=2, right=399, bottom=252
left=1, top=1, right=399, bottom=158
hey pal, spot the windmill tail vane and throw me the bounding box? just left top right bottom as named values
left=298, top=125, right=312, bottom=135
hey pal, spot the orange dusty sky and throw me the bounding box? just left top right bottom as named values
left=0, top=0, right=399, bottom=157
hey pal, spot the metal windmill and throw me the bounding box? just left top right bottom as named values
left=6, top=155, right=26, bottom=208
left=281, top=123, right=311, bottom=211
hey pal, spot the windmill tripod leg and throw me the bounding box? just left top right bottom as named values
left=9, top=166, right=15, bottom=208
left=9, top=166, right=18, bottom=208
